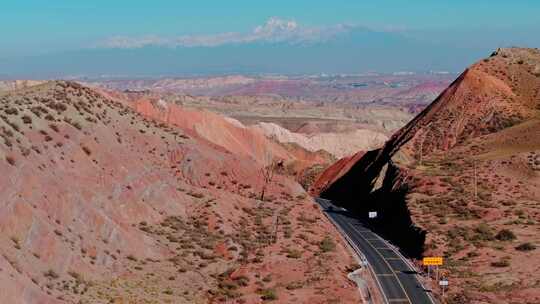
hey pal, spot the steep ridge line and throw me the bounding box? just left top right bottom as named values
left=313, top=47, right=540, bottom=303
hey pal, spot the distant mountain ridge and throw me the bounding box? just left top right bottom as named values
left=1, top=27, right=488, bottom=77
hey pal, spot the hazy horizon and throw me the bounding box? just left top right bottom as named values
left=1, top=1, right=539, bottom=77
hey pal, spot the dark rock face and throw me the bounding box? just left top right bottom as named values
left=318, top=48, right=540, bottom=260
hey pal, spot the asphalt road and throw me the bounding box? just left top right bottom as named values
left=316, top=198, right=435, bottom=304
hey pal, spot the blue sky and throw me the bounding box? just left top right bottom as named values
left=2, top=1, right=539, bottom=55
left=1, top=1, right=539, bottom=76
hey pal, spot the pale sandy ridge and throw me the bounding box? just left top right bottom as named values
left=253, top=121, right=388, bottom=158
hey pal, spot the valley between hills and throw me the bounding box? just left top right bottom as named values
left=0, top=48, right=539, bottom=304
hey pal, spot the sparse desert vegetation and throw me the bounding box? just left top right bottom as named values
left=0, top=81, right=360, bottom=304
left=315, top=48, right=540, bottom=304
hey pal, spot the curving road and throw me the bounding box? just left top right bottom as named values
left=316, top=198, right=435, bottom=304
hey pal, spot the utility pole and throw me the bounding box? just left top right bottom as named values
left=511, top=69, right=515, bottom=87
left=419, top=137, right=424, bottom=166
left=419, top=123, right=432, bottom=166
left=473, top=161, right=478, bottom=201
left=273, top=215, right=279, bottom=244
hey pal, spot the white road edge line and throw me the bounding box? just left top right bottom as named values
left=371, top=232, right=438, bottom=304
left=316, top=198, right=389, bottom=304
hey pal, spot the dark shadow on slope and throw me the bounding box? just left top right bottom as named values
left=320, top=148, right=385, bottom=202
left=317, top=70, right=476, bottom=260
left=322, top=160, right=426, bottom=259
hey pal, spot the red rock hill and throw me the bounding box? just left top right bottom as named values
left=314, top=48, right=540, bottom=303
left=0, top=82, right=359, bottom=304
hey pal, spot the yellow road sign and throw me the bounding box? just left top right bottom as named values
left=423, top=257, right=443, bottom=266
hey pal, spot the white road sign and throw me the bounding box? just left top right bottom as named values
left=368, top=211, right=377, bottom=218
left=439, top=280, right=449, bottom=286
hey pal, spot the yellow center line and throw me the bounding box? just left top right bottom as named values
left=341, top=218, right=412, bottom=304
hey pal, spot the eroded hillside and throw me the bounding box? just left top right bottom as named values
left=315, top=48, right=540, bottom=304
left=0, top=81, right=361, bottom=304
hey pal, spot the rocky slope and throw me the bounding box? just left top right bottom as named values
left=130, top=97, right=330, bottom=167
left=0, top=81, right=361, bottom=303
left=314, top=48, right=540, bottom=304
